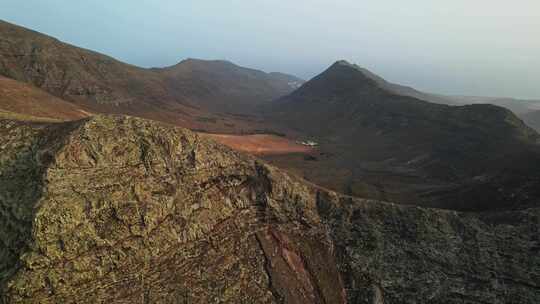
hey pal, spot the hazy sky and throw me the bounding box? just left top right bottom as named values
left=3, top=0, right=540, bottom=98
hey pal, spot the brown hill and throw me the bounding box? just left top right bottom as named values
left=0, top=75, right=90, bottom=122
left=0, top=20, right=301, bottom=131
left=0, top=115, right=538, bottom=303
left=157, top=58, right=304, bottom=113
left=266, top=60, right=540, bottom=211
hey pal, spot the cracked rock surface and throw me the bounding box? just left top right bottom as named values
left=0, top=115, right=538, bottom=303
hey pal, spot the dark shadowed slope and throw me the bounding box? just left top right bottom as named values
left=0, top=115, right=538, bottom=303
left=353, top=64, right=540, bottom=116
left=0, top=75, right=90, bottom=121
left=446, top=96, right=540, bottom=115
left=523, top=110, right=540, bottom=132
left=0, top=20, right=301, bottom=131
left=266, top=60, right=540, bottom=211
left=355, top=65, right=462, bottom=105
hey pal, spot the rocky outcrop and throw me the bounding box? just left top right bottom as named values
left=0, top=115, right=343, bottom=303
left=0, top=115, right=538, bottom=303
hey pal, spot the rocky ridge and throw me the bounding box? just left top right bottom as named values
left=0, top=115, right=538, bottom=303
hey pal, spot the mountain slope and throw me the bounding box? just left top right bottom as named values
left=0, top=20, right=301, bottom=130
left=0, top=75, right=90, bottom=122
left=522, top=110, right=540, bottom=132
left=445, top=95, right=540, bottom=115
left=0, top=115, right=538, bottom=303
left=157, top=58, right=304, bottom=113
left=355, top=65, right=461, bottom=105
left=266, top=60, right=540, bottom=211
left=353, top=64, right=540, bottom=117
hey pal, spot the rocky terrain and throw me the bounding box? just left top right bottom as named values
left=0, top=115, right=538, bottom=303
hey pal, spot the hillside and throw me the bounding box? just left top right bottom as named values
left=355, top=65, right=540, bottom=119
left=157, top=58, right=304, bottom=113
left=0, top=115, right=538, bottom=303
left=0, top=20, right=301, bottom=132
left=0, top=75, right=90, bottom=122
left=523, top=110, right=540, bottom=132
left=446, top=96, right=540, bottom=115
left=266, top=60, right=540, bottom=211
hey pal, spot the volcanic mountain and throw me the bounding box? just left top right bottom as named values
left=0, top=20, right=302, bottom=131
left=265, top=60, right=540, bottom=211
left=0, top=115, right=538, bottom=303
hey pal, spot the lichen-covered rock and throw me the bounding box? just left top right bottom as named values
left=0, top=115, right=344, bottom=303
left=317, top=192, right=540, bottom=303
left=0, top=115, right=538, bottom=303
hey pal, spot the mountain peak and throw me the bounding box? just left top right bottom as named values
left=330, top=60, right=364, bottom=72
left=284, top=60, right=381, bottom=98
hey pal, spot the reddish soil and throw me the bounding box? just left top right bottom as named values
left=202, top=133, right=313, bottom=155
left=0, top=76, right=91, bottom=121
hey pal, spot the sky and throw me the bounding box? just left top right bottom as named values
left=3, top=0, right=540, bottom=99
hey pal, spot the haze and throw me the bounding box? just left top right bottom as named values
left=3, top=0, right=539, bottom=98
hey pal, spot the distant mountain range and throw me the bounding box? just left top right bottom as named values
left=523, top=110, right=540, bottom=132
left=0, top=19, right=303, bottom=131
left=342, top=62, right=540, bottom=130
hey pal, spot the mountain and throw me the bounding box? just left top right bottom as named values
left=157, top=58, right=304, bottom=113
left=0, top=115, right=538, bottom=303
left=0, top=20, right=301, bottom=131
left=354, top=66, right=462, bottom=106
left=445, top=96, right=540, bottom=115
left=0, top=75, right=90, bottom=122
left=523, top=110, right=540, bottom=132
left=266, top=60, right=540, bottom=211
left=352, top=64, right=540, bottom=119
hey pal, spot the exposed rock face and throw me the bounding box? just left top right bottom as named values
left=0, top=115, right=538, bottom=303
left=0, top=115, right=344, bottom=303
left=317, top=192, right=540, bottom=303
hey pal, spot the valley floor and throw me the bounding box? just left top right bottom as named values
left=202, top=133, right=313, bottom=155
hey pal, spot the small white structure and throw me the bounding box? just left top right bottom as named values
left=297, top=140, right=319, bottom=147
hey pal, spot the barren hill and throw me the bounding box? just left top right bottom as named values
left=0, top=20, right=301, bottom=131
left=266, top=60, right=540, bottom=211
